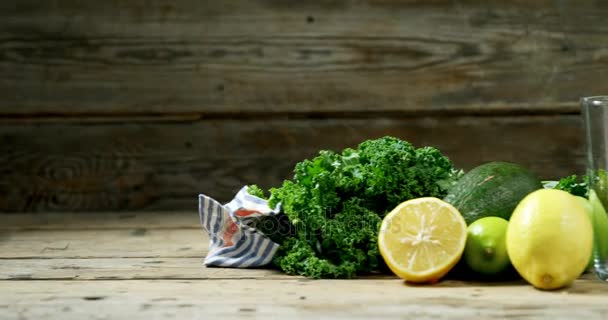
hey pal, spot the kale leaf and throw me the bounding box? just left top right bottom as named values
left=550, top=175, right=588, bottom=198
left=254, top=136, right=460, bottom=278
left=247, top=184, right=267, bottom=199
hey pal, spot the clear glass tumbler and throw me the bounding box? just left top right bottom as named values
left=582, top=96, right=608, bottom=281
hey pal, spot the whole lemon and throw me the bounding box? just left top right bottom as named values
left=506, top=189, right=592, bottom=290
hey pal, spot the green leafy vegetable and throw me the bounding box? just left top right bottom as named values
left=247, top=184, right=267, bottom=199
left=253, top=136, right=461, bottom=278
left=546, top=175, right=588, bottom=198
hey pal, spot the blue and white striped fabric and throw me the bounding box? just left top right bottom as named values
left=198, top=186, right=281, bottom=268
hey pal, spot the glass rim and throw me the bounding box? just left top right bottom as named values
left=582, top=95, right=608, bottom=101
left=581, top=96, right=608, bottom=106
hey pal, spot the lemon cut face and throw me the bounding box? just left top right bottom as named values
left=378, top=197, right=467, bottom=283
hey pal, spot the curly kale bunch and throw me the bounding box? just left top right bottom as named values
left=253, top=136, right=461, bottom=279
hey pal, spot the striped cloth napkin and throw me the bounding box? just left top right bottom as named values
left=198, top=186, right=281, bottom=267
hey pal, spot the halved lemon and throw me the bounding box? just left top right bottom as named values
left=378, top=197, right=467, bottom=283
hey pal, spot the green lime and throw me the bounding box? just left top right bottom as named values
left=583, top=191, right=608, bottom=270
left=464, top=216, right=510, bottom=276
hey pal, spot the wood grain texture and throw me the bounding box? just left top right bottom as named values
left=0, top=115, right=584, bottom=212
left=0, top=228, right=206, bottom=259
left=1, top=279, right=607, bottom=320
left=1, top=211, right=200, bottom=230
left=2, top=211, right=608, bottom=320
left=1, top=0, right=607, bottom=115
left=1, top=0, right=603, bottom=212
left=0, top=258, right=294, bottom=280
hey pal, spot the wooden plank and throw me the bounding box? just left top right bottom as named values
left=0, top=258, right=295, bottom=280
left=0, top=115, right=584, bottom=212
left=0, top=279, right=607, bottom=320
left=1, top=1, right=606, bottom=114
left=1, top=211, right=200, bottom=230
left=0, top=228, right=206, bottom=258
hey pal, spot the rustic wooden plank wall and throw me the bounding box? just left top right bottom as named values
left=1, top=0, right=606, bottom=212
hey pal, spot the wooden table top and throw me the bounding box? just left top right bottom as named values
left=2, top=212, right=608, bottom=319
